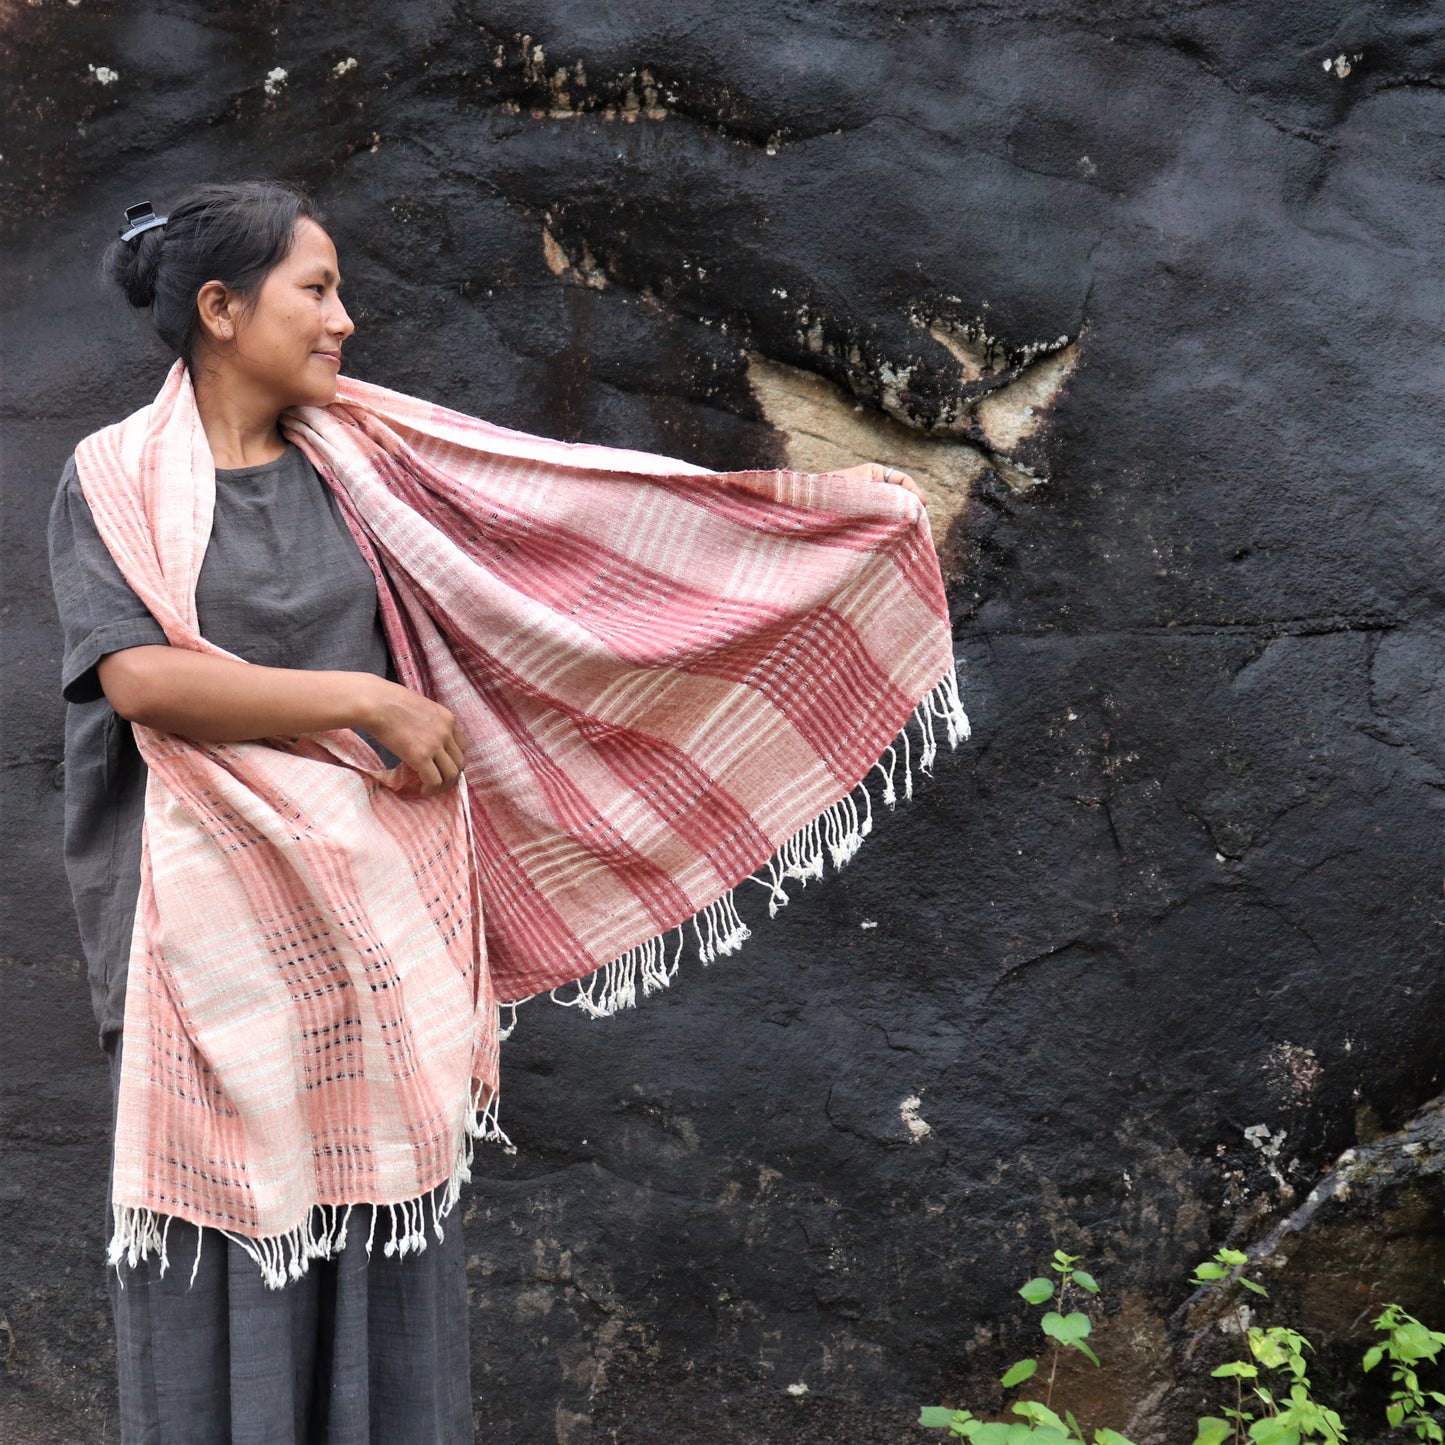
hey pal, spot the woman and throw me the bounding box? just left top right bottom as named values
left=50, top=178, right=964, bottom=1443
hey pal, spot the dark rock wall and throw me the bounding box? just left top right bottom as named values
left=3, top=3, right=1443, bottom=1441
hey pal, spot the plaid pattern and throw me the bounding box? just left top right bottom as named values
left=74, top=359, right=959, bottom=1271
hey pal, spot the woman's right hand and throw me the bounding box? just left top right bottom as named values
left=362, top=677, right=468, bottom=797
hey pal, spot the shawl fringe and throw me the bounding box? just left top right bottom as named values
left=108, top=1080, right=515, bottom=1291
left=540, top=662, right=969, bottom=1023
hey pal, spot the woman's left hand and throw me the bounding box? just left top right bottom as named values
left=834, top=462, right=928, bottom=506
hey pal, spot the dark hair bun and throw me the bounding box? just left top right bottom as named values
left=98, top=181, right=321, bottom=363
left=102, top=226, right=166, bottom=310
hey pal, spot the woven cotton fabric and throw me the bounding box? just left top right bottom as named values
left=73, top=359, right=965, bottom=1284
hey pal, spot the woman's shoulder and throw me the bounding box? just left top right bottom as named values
left=50, top=450, right=82, bottom=510
left=73, top=388, right=170, bottom=488
left=49, top=450, right=95, bottom=552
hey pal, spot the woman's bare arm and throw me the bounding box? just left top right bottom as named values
left=97, top=646, right=466, bottom=795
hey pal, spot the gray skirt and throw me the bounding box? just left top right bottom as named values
left=107, top=1046, right=473, bottom=1445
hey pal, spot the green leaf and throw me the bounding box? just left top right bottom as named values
left=1211, top=1361, right=1259, bottom=1379
left=1191, top=1421, right=1233, bottom=1445
left=1217, top=1249, right=1249, bottom=1267
left=1000, top=1359, right=1038, bottom=1388
left=1095, top=1431, right=1137, bottom=1445
left=1192, top=1262, right=1228, bottom=1281
left=1239, top=1278, right=1270, bottom=1298
left=969, top=1424, right=1017, bottom=1445
left=924, top=1404, right=971, bottom=1427
left=1248, top=1329, right=1303, bottom=1372
left=1360, top=1344, right=1383, bottom=1373
left=1247, top=1420, right=1300, bottom=1445
left=1073, top=1271, right=1100, bottom=1295
left=1020, top=1277, right=1056, bottom=1305
left=1012, top=1401, right=1068, bottom=1431
left=1397, top=1321, right=1443, bottom=1361
left=1041, top=1311, right=1092, bottom=1346
left=1073, top=1339, right=1102, bottom=1368
left=1387, top=1402, right=1406, bottom=1428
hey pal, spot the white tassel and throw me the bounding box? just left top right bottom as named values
left=711, top=892, right=750, bottom=956
left=915, top=695, right=939, bottom=774
left=693, top=909, right=713, bottom=966
left=928, top=661, right=971, bottom=745
left=855, top=779, right=874, bottom=838
left=749, top=853, right=791, bottom=917
left=287, top=1223, right=306, bottom=1280
left=874, top=746, right=899, bottom=808
left=156, top=1214, right=173, bottom=1278
left=476, top=1086, right=515, bottom=1154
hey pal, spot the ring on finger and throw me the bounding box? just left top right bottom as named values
left=883, top=466, right=897, bottom=484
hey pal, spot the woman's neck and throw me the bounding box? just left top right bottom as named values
left=190, top=351, right=288, bottom=469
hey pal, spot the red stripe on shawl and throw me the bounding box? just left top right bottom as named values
left=446, top=649, right=704, bottom=927
left=458, top=793, right=594, bottom=1001
left=684, top=606, right=915, bottom=781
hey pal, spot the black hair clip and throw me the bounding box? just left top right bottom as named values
left=119, top=201, right=167, bottom=244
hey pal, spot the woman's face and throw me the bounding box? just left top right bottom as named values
left=225, top=218, right=354, bottom=409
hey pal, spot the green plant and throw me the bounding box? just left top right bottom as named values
left=1189, top=1248, right=1346, bottom=1445
left=1189, top=1248, right=1269, bottom=1445
left=1364, top=1303, right=1445, bottom=1441
left=919, top=1247, right=1445, bottom=1444
left=918, top=1250, right=1137, bottom=1444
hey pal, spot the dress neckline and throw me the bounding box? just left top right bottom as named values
left=214, top=442, right=298, bottom=477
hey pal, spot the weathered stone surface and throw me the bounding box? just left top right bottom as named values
left=1141, top=1092, right=1445, bottom=1440
left=3, top=3, right=1444, bottom=1442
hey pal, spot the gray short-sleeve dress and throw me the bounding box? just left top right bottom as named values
left=48, top=444, right=472, bottom=1445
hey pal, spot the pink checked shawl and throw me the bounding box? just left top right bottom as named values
left=74, top=358, right=967, bottom=1285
